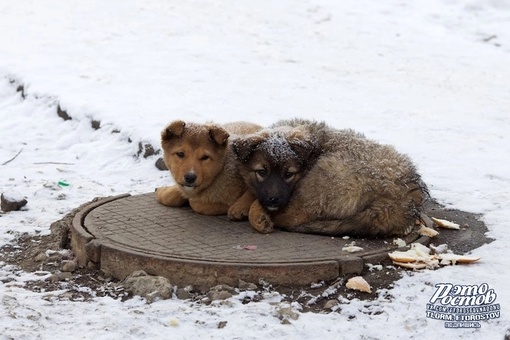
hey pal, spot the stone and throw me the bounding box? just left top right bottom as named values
left=175, top=287, right=193, bottom=300
left=91, top=120, right=101, bottom=130
left=207, top=284, right=236, bottom=301
left=210, top=284, right=236, bottom=294
left=1, top=192, right=27, bottom=212
left=138, top=143, right=158, bottom=158
left=57, top=105, right=72, bottom=121
left=34, top=252, right=47, bottom=262
left=238, top=279, right=258, bottom=291
left=122, top=270, right=173, bottom=303
left=62, top=260, right=77, bottom=272
left=207, top=290, right=232, bottom=301
left=49, top=219, right=71, bottom=249
left=155, top=157, right=168, bottom=171
left=324, top=299, right=339, bottom=310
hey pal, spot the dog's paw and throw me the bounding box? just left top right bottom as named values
left=248, top=202, right=274, bottom=233
left=227, top=202, right=249, bottom=221
left=155, top=186, right=187, bottom=207
left=252, top=212, right=274, bottom=233
left=228, top=191, right=256, bottom=221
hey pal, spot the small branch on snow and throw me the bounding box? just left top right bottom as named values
left=2, top=149, right=23, bottom=166
left=483, top=35, right=497, bottom=42
left=33, top=162, right=75, bottom=165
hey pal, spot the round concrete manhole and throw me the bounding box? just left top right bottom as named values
left=70, top=193, right=489, bottom=290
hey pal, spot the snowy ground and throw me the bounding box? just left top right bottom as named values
left=1, top=0, right=509, bottom=338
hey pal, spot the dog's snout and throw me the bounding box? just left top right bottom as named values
left=267, top=197, right=280, bottom=205
left=184, top=173, right=197, bottom=184
left=256, top=174, right=293, bottom=211
left=263, top=196, right=284, bottom=211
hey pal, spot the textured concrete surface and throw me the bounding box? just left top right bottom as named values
left=70, top=193, right=434, bottom=289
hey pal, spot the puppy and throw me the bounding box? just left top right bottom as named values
left=232, top=119, right=428, bottom=237
left=156, top=120, right=261, bottom=219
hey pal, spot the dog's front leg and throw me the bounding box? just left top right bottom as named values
left=189, top=200, right=229, bottom=215
left=228, top=190, right=256, bottom=221
left=155, top=186, right=188, bottom=207
left=272, top=207, right=311, bottom=227
left=248, top=200, right=274, bottom=233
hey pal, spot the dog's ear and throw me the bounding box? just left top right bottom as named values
left=161, top=120, right=186, bottom=142
left=232, top=135, right=265, bottom=162
left=208, top=126, right=230, bottom=146
left=288, top=137, right=321, bottom=169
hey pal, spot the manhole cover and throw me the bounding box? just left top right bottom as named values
left=70, top=193, right=434, bottom=289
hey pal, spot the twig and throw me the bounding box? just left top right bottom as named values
left=483, top=35, right=497, bottom=42
left=2, top=149, right=23, bottom=165
left=33, top=162, right=75, bottom=165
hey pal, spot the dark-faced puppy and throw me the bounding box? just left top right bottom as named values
left=233, top=119, right=429, bottom=237
left=232, top=128, right=321, bottom=212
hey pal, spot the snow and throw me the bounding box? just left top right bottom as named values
left=1, top=0, right=509, bottom=338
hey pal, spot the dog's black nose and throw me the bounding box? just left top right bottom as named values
left=184, top=173, right=197, bottom=184
left=267, top=197, right=280, bottom=205
left=264, top=197, right=282, bottom=211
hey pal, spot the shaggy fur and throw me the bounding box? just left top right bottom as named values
left=156, top=120, right=261, bottom=219
left=232, top=118, right=428, bottom=237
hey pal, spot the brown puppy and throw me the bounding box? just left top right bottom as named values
left=232, top=119, right=428, bottom=237
left=156, top=120, right=261, bottom=219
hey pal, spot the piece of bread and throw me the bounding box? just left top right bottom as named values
left=346, top=276, right=372, bottom=293
left=431, top=217, right=460, bottom=230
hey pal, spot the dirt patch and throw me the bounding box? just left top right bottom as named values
left=0, top=200, right=131, bottom=302
left=0, top=198, right=492, bottom=313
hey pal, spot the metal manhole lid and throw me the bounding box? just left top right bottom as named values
left=70, top=193, right=428, bottom=289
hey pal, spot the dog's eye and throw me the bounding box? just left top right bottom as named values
left=283, top=172, right=295, bottom=180
left=175, top=151, right=185, bottom=158
left=256, top=169, right=267, bottom=178
left=200, top=155, right=210, bottom=161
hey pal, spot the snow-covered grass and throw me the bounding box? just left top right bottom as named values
left=1, top=0, right=509, bottom=338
